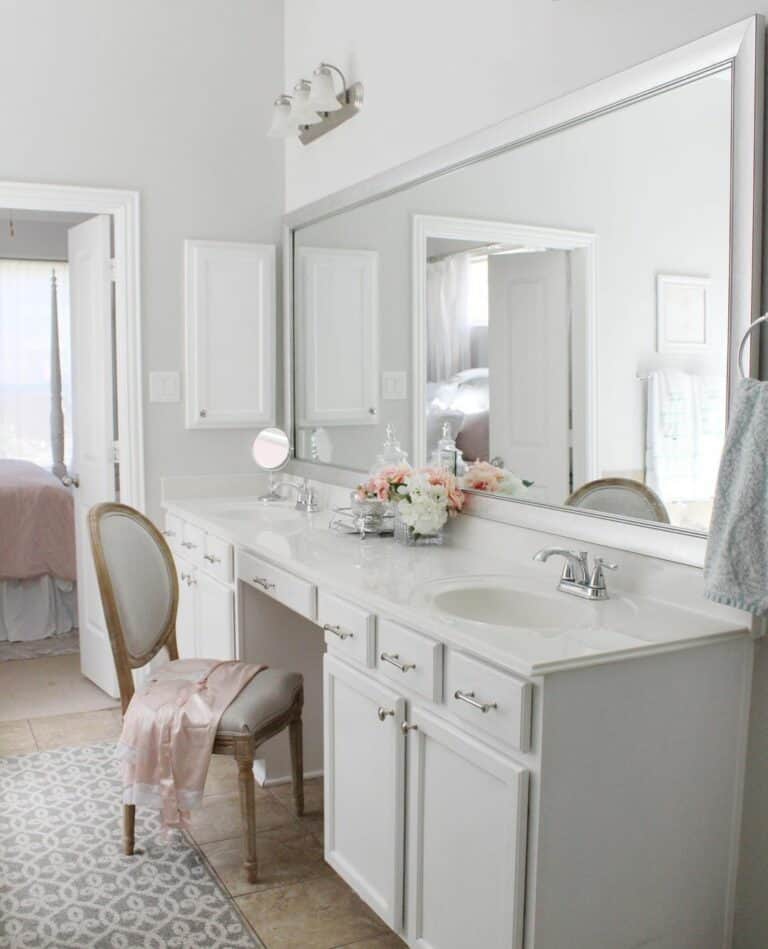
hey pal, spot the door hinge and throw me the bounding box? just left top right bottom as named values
left=112, top=441, right=120, bottom=464
left=109, top=258, right=119, bottom=282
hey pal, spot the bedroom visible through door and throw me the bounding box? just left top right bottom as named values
left=0, top=206, right=122, bottom=720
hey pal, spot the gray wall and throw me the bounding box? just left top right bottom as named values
left=0, top=0, right=284, bottom=518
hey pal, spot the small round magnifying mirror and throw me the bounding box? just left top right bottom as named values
left=252, top=427, right=290, bottom=471
left=252, top=428, right=291, bottom=503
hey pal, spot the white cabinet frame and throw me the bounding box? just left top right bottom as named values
left=185, top=239, right=276, bottom=430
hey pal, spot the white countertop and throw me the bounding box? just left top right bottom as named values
left=164, top=496, right=749, bottom=678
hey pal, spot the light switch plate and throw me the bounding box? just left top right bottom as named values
left=382, top=371, right=407, bottom=400
left=149, top=371, right=181, bottom=403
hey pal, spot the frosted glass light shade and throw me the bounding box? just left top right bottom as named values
left=292, top=81, right=322, bottom=127
left=309, top=66, right=343, bottom=112
left=267, top=96, right=293, bottom=138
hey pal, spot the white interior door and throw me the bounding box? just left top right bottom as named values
left=69, top=215, right=119, bottom=698
left=488, top=250, right=571, bottom=503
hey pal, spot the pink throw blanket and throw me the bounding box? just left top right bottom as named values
left=118, top=658, right=266, bottom=829
left=0, top=460, right=76, bottom=581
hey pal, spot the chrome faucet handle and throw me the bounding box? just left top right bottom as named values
left=588, top=557, right=618, bottom=592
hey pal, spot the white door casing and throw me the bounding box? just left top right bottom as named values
left=488, top=249, right=571, bottom=504
left=295, top=246, right=379, bottom=427
left=323, top=655, right=406, bottom=929
left=69, top=215, right=119, bottom=698
left=185, top=240, right=276, bottom=430
left=406, top=706, right=529, bottom=949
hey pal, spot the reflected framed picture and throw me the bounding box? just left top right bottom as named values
left=656, top=273, right=712, bottom=353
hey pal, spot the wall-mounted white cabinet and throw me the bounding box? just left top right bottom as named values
left=184, top=240, right=276, bottom=430
left=295, top=246, right=379, bottom=427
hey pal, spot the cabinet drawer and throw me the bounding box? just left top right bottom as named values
left=318, top=591, right=375, bottom=667
left=201, top=532, right=234, bottom=584
left=162, top=513, right=183, bottom=556
left=238, top=549, right=316, bottom=620
left=180, top=522, right=205, bottom=565
left=445, top=650, right=532, bottom=752
left=377, top=619, right=442, bottom=702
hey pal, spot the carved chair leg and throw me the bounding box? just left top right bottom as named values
left=289, top=715, right=304, bottom=818
left=237, top=755, right=259, bottom=883
left=123, top=804, right=135, bottom=856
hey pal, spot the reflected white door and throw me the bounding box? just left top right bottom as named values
left=488, top=250, right=571, bottom=504
left=69, top=215, right=119, bottom=698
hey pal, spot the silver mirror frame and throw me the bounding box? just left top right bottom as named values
left=283, top=17, right=763, bottom=567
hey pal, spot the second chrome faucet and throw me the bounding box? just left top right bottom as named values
left=533, top=547, right=618, bottom=601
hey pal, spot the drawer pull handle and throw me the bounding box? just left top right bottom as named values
left=454, top=690, right=498, bottom=714
left=252, top=577, right=275, bottom=591
left=401, top=722, right=418, bottom=734
left=380, top=652, right=415, bottom=673
left=323, top=623, right=353, bottom=640
left=377, top=707, right=395, bottom=721
left=203, top=553, right=221, bottom=564
left=180, top=571, right=190, bottom=582
left=162, top=529, right=176, bottom=537
left=181, top=541, right=197, bottom=550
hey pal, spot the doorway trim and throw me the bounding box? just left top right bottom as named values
left=412, top=214, right=598, bottom=476
left=0, top=181, right=144, bottom=510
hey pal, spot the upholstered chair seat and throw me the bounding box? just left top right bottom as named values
left=88, top=502, right=304, bottom=885
left=218, top=668, right=303, bottom=736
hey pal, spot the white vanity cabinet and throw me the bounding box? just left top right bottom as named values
left=406, top=706, right=528, bottom=949
left=324, top=655, right=406, bottom=929
left=324, top=652, right=529, bottom=949
left=165, top=513, right=236, bottom=661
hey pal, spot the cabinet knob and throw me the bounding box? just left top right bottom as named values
left=199, top=409, right=208, bottom=418
left=377, top=707, right=395, bottom=722
left=401, top=722, right=418, bottom=734
left=368, top=407, right=377, bottom=415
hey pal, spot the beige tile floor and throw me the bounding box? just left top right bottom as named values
left=0, top=653, right=119, bottom=721
left=0, top=708, right=406, bottom=949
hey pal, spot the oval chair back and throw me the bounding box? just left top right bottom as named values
left=88, top=502, right=179, bottom=712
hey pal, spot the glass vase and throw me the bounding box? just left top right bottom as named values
left=393, top=509, right=444, bottom=546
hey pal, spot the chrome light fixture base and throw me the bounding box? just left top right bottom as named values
left=298, top=81, right=364, bottom=146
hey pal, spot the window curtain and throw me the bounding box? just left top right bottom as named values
left=0, top=260, right=71, bottom=469
left=426, top=252, right=473, bottom=383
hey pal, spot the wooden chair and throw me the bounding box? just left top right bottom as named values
left=88, top=501, right=304, bottom=883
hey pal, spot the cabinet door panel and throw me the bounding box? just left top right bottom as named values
left=185, top=240, right=275, bottom=429
left=196, top=572, right=235, bottom=661
left=324, top=655, right=405, bottom=930
left=295, top=246, right=379, bottom=426
left=407, top=707, right=528, bottom=949
left=175, top=560, right=197, bottom=659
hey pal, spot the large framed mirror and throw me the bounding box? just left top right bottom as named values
left=285, top=17, right=763, bottom=557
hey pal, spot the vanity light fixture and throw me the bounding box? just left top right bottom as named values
left=267, top=62, right=364, bottom=145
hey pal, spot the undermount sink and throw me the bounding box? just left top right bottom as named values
left=422, top=576, right=642, bottom=638
left=213, top=503, right=299, bottom=523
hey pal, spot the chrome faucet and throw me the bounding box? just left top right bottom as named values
left=533, top=547, right=617, bottom=600
left=260, top=477, right=320, bottom=513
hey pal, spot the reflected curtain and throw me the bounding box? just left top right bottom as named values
left=0, top=260, right=71, bottom=470
left=426, top=253, right=472, bottom=382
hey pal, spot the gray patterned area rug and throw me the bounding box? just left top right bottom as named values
left=0, top=742, right=263, bottom=948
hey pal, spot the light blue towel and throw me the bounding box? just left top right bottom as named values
left=704, top=378, right=768, bottom=614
